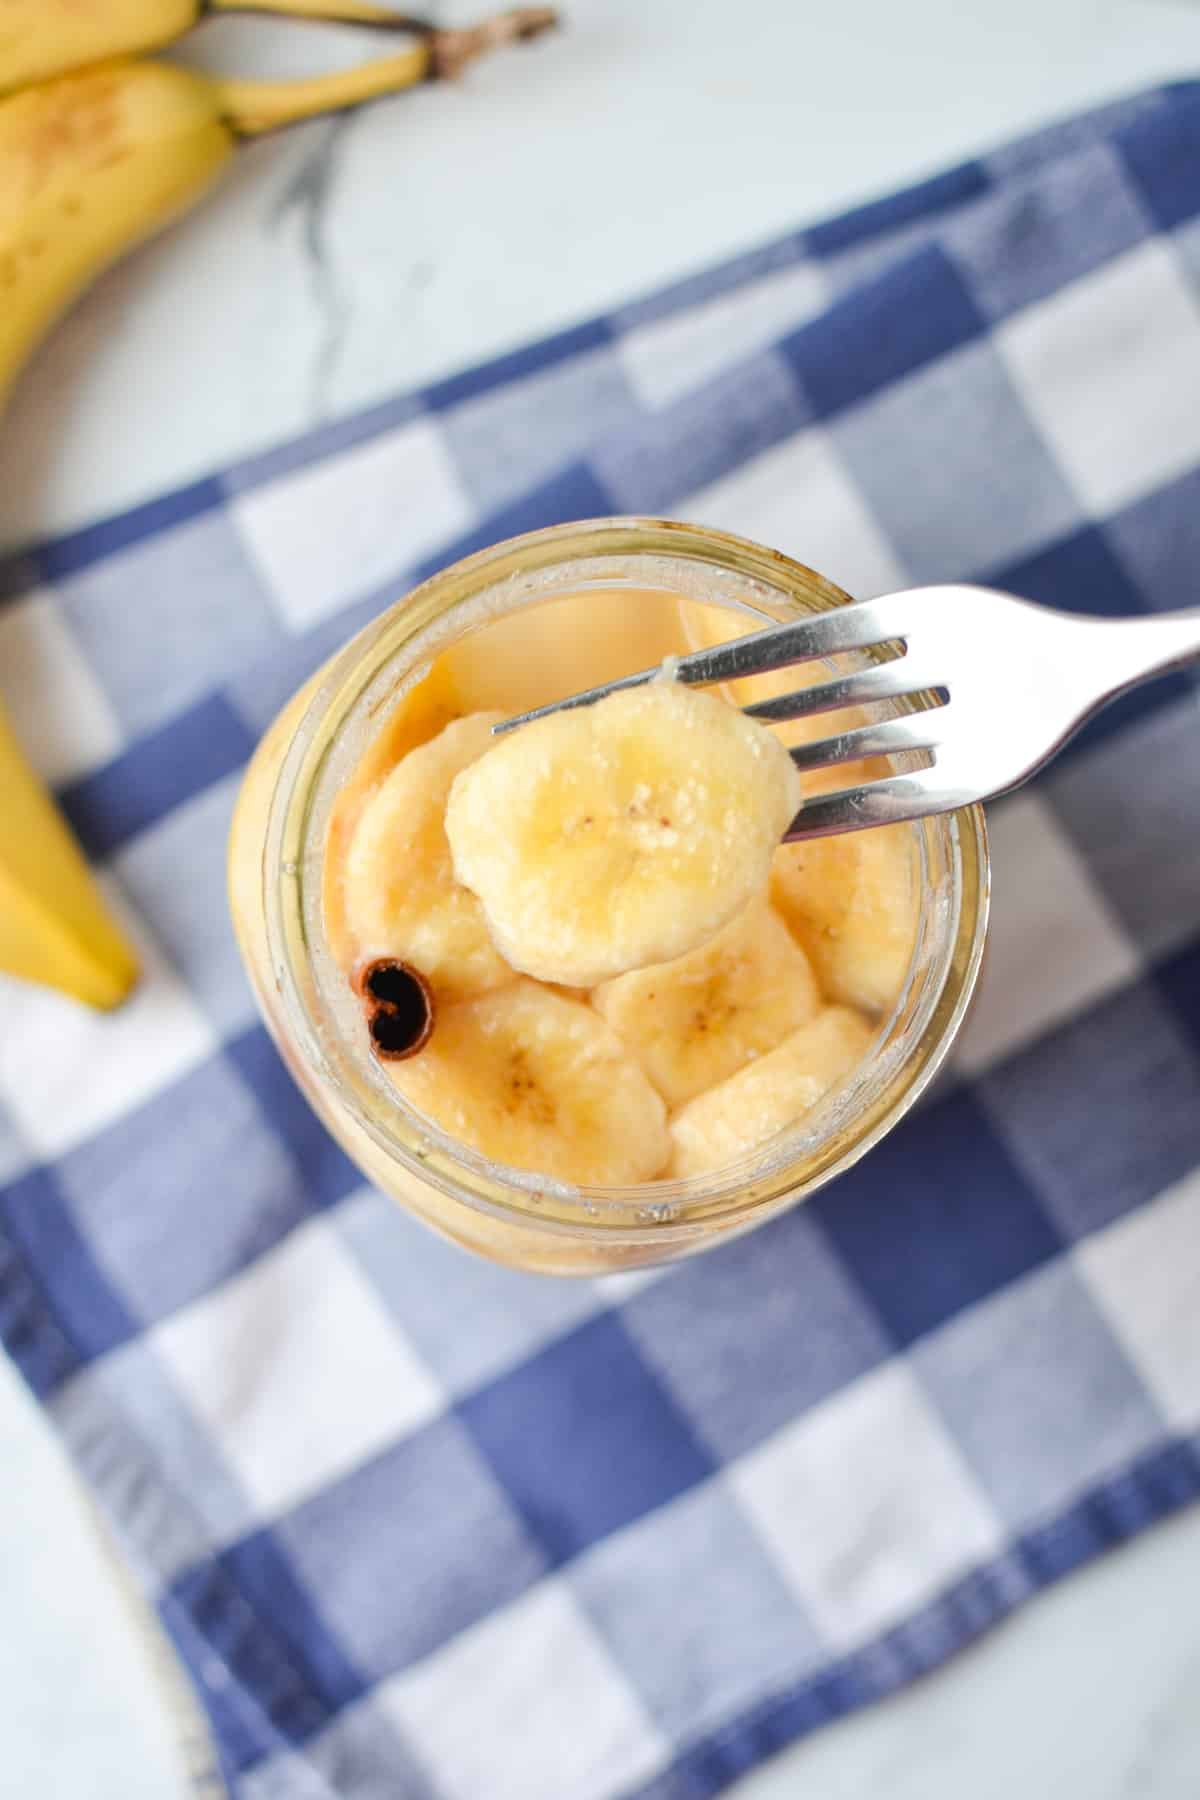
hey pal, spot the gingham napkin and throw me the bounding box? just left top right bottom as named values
left=2, top=82, right=1199, bottom=1800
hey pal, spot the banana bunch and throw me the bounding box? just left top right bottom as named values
left=0, top=1, right=556, bottom=1009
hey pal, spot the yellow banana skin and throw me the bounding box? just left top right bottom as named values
left=0, top=60, right=235, bottom=414
left=0, top=702, right=139, bottom=1008
left=0, top=2, right=196, bottom=95
left=0, top=0, right=425, bottom=96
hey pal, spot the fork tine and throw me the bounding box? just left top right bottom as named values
left=493, top=594, right=914, bottom=733
left=743, top=658, right=943, bottom=722
left=783, top=765, right=976, bottom=838
left=787, top=709, right=949, bottom=773
left=672, top=593, right=913, bottom=687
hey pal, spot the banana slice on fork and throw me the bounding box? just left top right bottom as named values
left=445, top=682, right=802, bottom=988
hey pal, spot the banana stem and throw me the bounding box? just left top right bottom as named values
left=219, top=43, right=427, bottom=133
left=207, top=0, right=436, bottom=29
left=216, top=6, right=558, bottom=138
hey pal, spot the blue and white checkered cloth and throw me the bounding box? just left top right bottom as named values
left=1, top=80, right=1199, bottom=1800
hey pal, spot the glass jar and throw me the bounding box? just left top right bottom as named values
left=228, top=518, right=989, bottom=1275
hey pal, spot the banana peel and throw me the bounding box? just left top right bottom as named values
left=0, top=702, right=138, bottom=1008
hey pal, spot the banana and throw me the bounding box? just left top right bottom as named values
left=337, top=713, right=515, bottom=1003
left=0, top=4, right=557, bottom=96
left=0, top=61, right=228, bottom=416
left=445, top=680, right=802, bottom=988
left=389, top=979, right=671, bottom=1185
left=0, top=11, right=557, bottom=413
left=0, top=701, right=138, bottom=1008
left=0, top=0, right=194, bottom=92
left=593, top=896, right=820, bottom=1108
left=669, top=1004, right=875, bottom=1179
left=770, top=799, right=919, bottom=1016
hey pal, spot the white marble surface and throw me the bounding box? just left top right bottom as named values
left=4, top=1, right=1200, bottom=1794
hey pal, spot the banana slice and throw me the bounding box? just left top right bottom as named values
left=338, top=713, right=513, bottom=1003
left=669, top=1005, right=875, bottom=1179
left=389, top=981, right=670, bottom=1185
left=770, top=794, right=918, bottom=1016
left=445, top=681, right=801, bottom=987
left=593, top=897, right=820, bottom=1107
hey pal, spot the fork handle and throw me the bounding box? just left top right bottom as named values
left=1081, top=608, right=1200, bottom=713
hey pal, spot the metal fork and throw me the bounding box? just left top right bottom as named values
left=494, top=586, right=1200, bottom=838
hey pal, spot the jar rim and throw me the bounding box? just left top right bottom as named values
left=263, top=517, right=990, bottom=1246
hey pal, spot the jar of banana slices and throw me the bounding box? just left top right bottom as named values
left=228, top=519, right=989, bottom=1275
